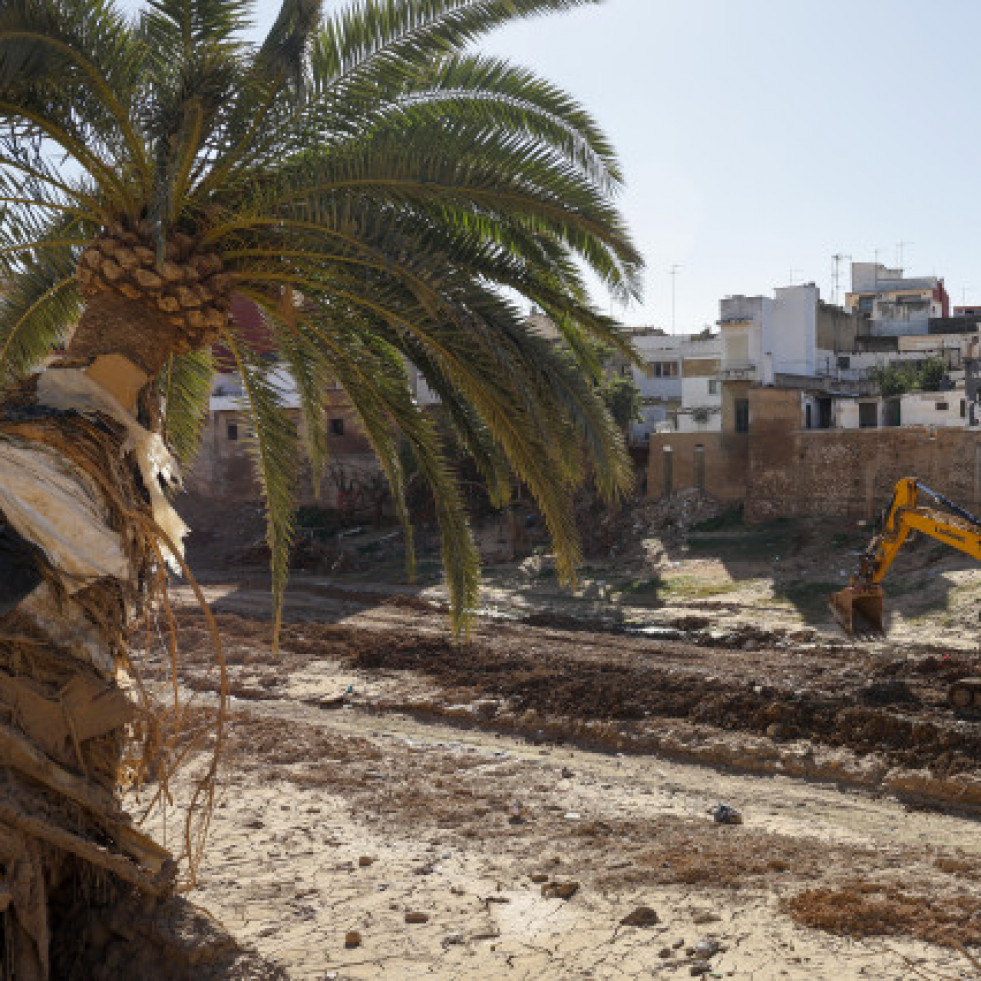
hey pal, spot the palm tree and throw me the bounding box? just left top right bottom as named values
left=0, top=0, right=641, bottom=972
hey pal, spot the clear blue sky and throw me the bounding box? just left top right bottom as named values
left=122, top=1, right=981, bottom=331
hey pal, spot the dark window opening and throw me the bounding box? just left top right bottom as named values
left=935, top=401, right=949, bottom=412
left=859, top=402, right=878, bottom=428
left=329, top=417, right=345, bottom=436
left=226, top=422, right=238, bottom=441
left=734, top=398, right=749, bottom=433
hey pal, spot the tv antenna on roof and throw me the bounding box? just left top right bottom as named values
left=669, top=264, right=683, bottom=335
left=832, top=253, right=851, bottom=306
left=896, top=240, right=913, bottom=274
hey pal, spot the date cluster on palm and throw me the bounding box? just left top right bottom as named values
left=75, top=223, right=233, bottom=354
left=0, top=370, right=214, bottom=978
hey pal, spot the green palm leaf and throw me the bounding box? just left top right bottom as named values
left=0, top=0, right=644, bottom=635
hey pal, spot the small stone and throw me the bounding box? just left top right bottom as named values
left=692, top=912, right=722, bottom=925
left=766, top=723, right=783, bottom=739
left=694, top=938, right=721, bottom=958
left=659, top=947, right=673, bottom=959
left=359, top=856, right=374, bottom=867
left=405, top=911, right=429, bottom=924
left=561, top=766, right=574, bottom=779
left=563, top=812, right=582, bottom=821
left=344, top=930, right=362, bottom=949
left=619, top=906, right=659, bottom=928
left=530, top=873, right=549, bottom=884
left=672, top=939, right=685, bottom=949
left=689, top=961, right=711, bottom=977
left=444, top=932, right=465, bottom=946
left=542, top=880, right=579, bottom=900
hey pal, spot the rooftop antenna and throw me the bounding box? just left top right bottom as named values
left=669, top=264, right=683, bottom=335
left=789, top=267, right=801, bottom=286
left=832, top=252, right=851, bottom=306
left=896, top=240, right=913, bottom=274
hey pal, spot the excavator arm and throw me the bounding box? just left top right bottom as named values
left=829, top=477, right=981, bottom=709
left=851, top=477, right=981, bottom=587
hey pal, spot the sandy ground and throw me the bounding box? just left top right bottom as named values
left=128, top=572, right=981, bottom=980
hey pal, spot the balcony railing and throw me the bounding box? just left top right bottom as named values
left=718, top=363, right=758, bottom=381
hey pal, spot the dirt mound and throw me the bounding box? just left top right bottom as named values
left=344, top=633, right=981, bottom=777
left=785, top=883, right=981, bottom=950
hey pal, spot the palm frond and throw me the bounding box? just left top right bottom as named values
left=161, top=347, right=215, bottom=466
left=218, top=325, right=299, bottom=647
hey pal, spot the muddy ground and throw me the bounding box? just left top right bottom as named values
left=127, top=498, right=981, bottom=978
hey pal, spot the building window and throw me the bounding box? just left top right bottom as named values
left=329, top=417, right=345, bottom=436
left=961, top=399, right=967, bottom=418
left=837, top=355, right=851, bottom=370
left=859, top=402, right=878, bottom=428
left=226, top=422, right=238, bottom=441
left=935, top=401, right=949, bottom=412
left=707, top=379, right=719, bottom=395
left=734, top=398, right=749, bottom=434
left=650, top=361, right=679, bottom=378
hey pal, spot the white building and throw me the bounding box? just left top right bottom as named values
left=617, top=330, right=722, bottom=439
left=720, top=283, right=841, bottom=383
left=845, top=262, right=949, bottom=336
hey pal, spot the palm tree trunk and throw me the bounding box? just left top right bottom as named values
left=0, top=364, right=179, bottom=976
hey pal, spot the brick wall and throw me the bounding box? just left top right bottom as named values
left=648, top=391, right=981, bottom=523
left=647, top=432, right=748, bottom=503
left=747, top=427, right=981, bottom=522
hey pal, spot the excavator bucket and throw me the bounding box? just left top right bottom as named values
left=829, top=583, right=885, bottom=637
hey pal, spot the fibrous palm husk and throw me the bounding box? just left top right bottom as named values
left=74, top=224, right=232, bottom=354
left=0, top=373, right=228, bottom=977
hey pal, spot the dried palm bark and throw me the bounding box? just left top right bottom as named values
left=0, top=372, right=225, bottom=978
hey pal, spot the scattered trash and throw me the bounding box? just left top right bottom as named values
left=508, top=802, right=526, bottom=825
left=344, top=930, right=362, bottom=949
left=443, top=933, right=465, bottom=946
left=672, top=939, right=685, bottom=949
left=405, top=911, right=429, bottom=924
left=530, top=873, right=549, bottom=884
left=659, top=947, right=673, bottom=959
left=619, top=905, right=659, bottom=927
left=358, top=856, right=374, bottom=867
left=561, top=766, right=574, bottom=779
left=563, top=811, right=581, bottom=821
left=689, top=962, right=711, bottom=977
left=694, top=938, right=721, bottom=958
left=710, top=804, right=743, bottom=825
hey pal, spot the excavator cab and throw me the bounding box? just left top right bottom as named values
left=829, top=582, right=885, bottom=637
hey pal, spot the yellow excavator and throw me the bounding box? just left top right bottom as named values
left=829, top=477, right=981, bottom=710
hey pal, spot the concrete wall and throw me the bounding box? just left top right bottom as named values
left=816, top=302, right=862, bottom=352
left=898, top=392, right=966, bottom=428
left=767, top=285, right=817, bottom=376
